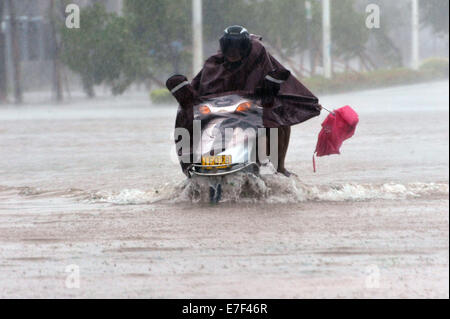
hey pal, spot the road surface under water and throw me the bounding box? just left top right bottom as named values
left=0, top=81, right=448, bottom=298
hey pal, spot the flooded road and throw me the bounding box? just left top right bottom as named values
left=0, top=81, right=448, bottom=298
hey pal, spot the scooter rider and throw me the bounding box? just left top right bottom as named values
left=167, top=25, right=321, bottom=176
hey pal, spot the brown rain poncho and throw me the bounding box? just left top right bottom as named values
left=169, top=35, right=321, bottom=174
left=189, top=35, right=321, bottom=128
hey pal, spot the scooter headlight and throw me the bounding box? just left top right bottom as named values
left=235, top=101, right=251, bottom=112
left=199, top=105, right=211, bottom=114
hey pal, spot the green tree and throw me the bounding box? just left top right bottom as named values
left=60, top=4, right=144, bottom=97
left=331, top=0, right=369, bottom=64
left=420, top=0, right=449, bottom=36
left=124, top=0, right=192, bottom=77
left=203, top=0, right=320, bottom=75
left=202, top=0, right=253, bottom=43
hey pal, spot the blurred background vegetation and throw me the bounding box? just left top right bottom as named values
left=0, top=0, right=448, bottom=103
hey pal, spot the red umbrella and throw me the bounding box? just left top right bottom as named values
left=313, top=105, right=359, bottom=172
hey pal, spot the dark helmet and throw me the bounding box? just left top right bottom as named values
left=219, top=25, right=252, bottom=59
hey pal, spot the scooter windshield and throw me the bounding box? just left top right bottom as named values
left=194, top=94, right=263, bottom=131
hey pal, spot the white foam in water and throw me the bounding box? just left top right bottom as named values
left=91, top=189, right=151, bottom=205
left=88, top=172, right=448, bottom=205
left=90, top=186, right=171, bottom=205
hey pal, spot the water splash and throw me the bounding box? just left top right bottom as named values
left=4, top=174, right=447, bottom=206
left=89, top=183, right=174, bottom=205
left=88, top=172, right=448, bottom=205
left=174, top=173, right=448, bottom=204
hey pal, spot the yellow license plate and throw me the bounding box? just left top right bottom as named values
left=201, top=155, right=232, bottom=169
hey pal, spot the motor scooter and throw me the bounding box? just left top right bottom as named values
left=186, top=94, right=267, bottom=203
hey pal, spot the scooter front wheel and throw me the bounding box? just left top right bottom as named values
left=209, top=183, right=222, bottom=204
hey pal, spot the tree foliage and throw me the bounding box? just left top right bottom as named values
left=58, top=0, right=441, bottom=97
left=60, top=4, right=145, bottom=96
left=124, top=0, right=192, bottom=76
left=331, top=0, right=369, bottom=60
left=420, top=0, right=449, bottom=36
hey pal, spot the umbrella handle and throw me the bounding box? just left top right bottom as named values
left=320, top=105, right=335, bottom=115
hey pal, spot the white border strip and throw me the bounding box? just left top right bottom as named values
left=170, top=81, right=189, bottom=94
left=265, top=75, right=284, bottom=84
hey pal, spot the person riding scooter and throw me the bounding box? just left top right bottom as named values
left=167, top=25, right=321, bottom=176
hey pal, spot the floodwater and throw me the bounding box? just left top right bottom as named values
left=0, top=81, right=448, bottom=298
